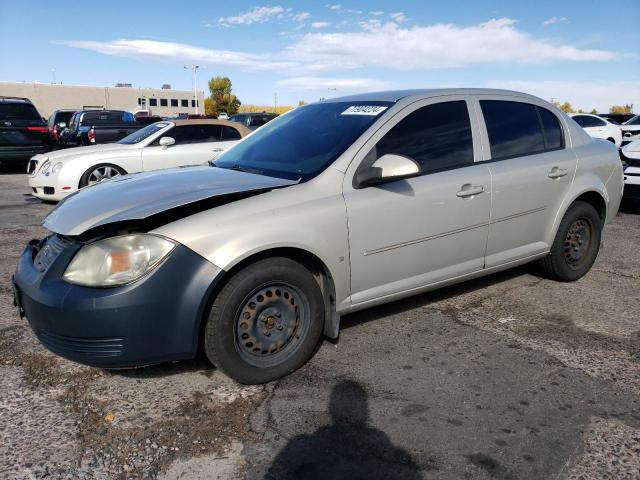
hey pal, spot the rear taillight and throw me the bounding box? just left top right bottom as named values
left=52, top=125, right=59, bottom=141
left=88, top=127, right=96, bottom=143
left=27, top=126, right=49, bottom=134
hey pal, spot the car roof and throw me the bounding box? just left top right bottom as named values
left=0, top=96, right=34, bottom=104
left=322, top=88, right=546, bottom=104
left=171, top=119, right=252, bottom=137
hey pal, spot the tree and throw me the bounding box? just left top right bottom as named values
left=553, top=101, right=574, bottom=113
left=206, top=76, right=241, bottom=116
left=298, top=100, right=306, bottom=107
left=609, top=104, right=633, bottom=114
left=204, top=97, right=217, bottom=116
left=589, top=108, right=598, bottom=115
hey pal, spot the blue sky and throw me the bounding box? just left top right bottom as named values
left=0, top=0, right=638, bottom=111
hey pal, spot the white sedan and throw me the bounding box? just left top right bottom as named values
left=570, top=113, right=622, bottom=148
left=27, top=119, right=251, bottom=201
left=621, top=140, right=640, bottom=199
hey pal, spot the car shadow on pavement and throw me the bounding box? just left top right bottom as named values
left=264, top=379, right=422, bottom=480
left=109, top=358, right=214, bottom=379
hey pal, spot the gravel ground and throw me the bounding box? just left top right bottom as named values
left=0, top=170, right=638, bottom=479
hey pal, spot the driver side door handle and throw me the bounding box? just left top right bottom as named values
left=456, top=184, right=485, bottom=198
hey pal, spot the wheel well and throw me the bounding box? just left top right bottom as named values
left=197, top=248, right=339, bottom=354
left=78, top=163, right=128, bottom=188
left=573, top=191, right=606, bottom=223
left=606, top=137, right=615, bottom=143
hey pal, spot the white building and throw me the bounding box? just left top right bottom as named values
left=0, top=81, right=206, bottom=118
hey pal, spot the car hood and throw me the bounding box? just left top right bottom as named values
left=622, top=125, right=640, bottom=132
left=38, top=143, right=134, bottom=162
left=43, top=166, right=297, bottom=236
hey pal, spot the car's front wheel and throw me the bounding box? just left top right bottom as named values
left=204, top=257, right=324, bottom=384
left=79, top=163, right=126, bottom=188
left=538, top=201, right=602, bottom=281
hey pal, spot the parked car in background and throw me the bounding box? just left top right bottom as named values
left=218, top=112, right=229, bottom=120
left=599, top=113, right=635, bottom=125
left=228, top=112, right=278, bottom=130
left=570, top=113, right=622, bottom=147
left=135, top=115, right=163, bottom=126
left=47, top=109, right=76, bottom=149
left=14, top=89, right=623, bottom=384
left=27, top=119, right=250, bottom=201
left=620, top=140, right=640, bottom=199
left=0, top=96, right=49, bottom=167
left=620, top=115, right=640, bottom=146
left=59, top=110, right=141, bottom=147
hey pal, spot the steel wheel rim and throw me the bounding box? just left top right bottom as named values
left=564, top=217, right=593, bottom=269
left=88, top=166, right=120, bottom=185
left=234, top=282, right=310, bottom=368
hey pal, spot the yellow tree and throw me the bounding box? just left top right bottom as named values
left=553, top=101, right=574, bottom=113
left=609, top=104, right=633, bottom=114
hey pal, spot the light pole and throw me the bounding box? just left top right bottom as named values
left=184, top=65, right=200, bottom=114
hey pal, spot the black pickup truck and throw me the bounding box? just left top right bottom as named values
left=0, top=96, right=49, bottom=167
left=60, top=110, right=143, bottom=146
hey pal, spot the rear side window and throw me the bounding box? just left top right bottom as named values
left=573, top=115, right=606, bottom=128
left=480, top=100, right=563, bottom=160
left=221, top=126, right=241, bottom=140
left=0, top=103, right=42, bottom=124
left=374, top=100, right=474, bottom=174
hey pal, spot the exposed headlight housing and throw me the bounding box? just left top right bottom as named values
left=63, top=234, right=176, bottom=287
left=40, top=161, right=51, bottom=175
left=51, top=162, right=64, bottom=174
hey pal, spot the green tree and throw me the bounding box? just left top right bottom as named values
left=207, top=76, right=241, bottom=116
left=589, top=108, right=598, bottom=114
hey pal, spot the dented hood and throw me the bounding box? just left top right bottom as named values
left=43, top=166, right=297, bottom=236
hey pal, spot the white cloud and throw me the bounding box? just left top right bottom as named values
left=285, top=18, right=616, bottom=70
left=311, top=22, right=331, bottom=29
left=369, top=10, right=384, bottom=16
left=326, top=4, right=341, bottom=10
left=488, top=80, right=640, bottom=114
left=218, top=6, right=284, bottom=25
left=58, top=39, right=299, bottom=72
left=389, top=12, right=407, bottom=23
left=543, top=16, right=567, bottom=26
left=60, top=18, right=619, bottom=76
left=293, top=12, right=311, bottom=22
left=276, top=76, right=394, bottom=92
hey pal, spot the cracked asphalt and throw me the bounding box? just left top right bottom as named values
left=1, top=170, right=639, bottom=479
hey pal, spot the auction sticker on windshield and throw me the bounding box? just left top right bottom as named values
left=341, top=106, right=388, bottom=116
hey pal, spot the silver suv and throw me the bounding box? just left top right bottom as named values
left=13, top=89, right=623, bottom=384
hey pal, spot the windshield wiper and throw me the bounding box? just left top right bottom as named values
left=211, top=162, right=264, bottom=175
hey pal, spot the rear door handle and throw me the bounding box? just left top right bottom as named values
left=212, top=148, right=224, bottom=152
left=456, top=184, right=485, bottom=198
left=548, top=167, right=568, bottom=179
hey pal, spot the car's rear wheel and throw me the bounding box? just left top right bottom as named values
left=204, top=257, right=324, bottom=384
left=79, top=163, right=126, bottom=188
left=538, top=201, right=602, bottom=281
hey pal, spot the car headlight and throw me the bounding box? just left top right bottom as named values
left=63, top=234, right=176, bottom=287
left=40, top=161, right=51, bottom=174
left=51, top=162, right=63, bottom=174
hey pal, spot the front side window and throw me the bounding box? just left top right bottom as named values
left=573, top=115, right=605, bottom=128
left=373, top=100, right=474, bottom=175
left=480, top=101, right=545, bottom=160
left=161, top=124, right=223, bottom=144
left=215, top=101, right=393, bottom=181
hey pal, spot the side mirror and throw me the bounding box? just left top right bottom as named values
left=355, top=154, right=421, bottom=188
left=159, top=136, right=175, bottom=148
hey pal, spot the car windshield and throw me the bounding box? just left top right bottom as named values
left=623, top=115, right=640, bottom=125
left=214, top=101, right=393, bottom=181
left=117, top=122, right=170, bottom=144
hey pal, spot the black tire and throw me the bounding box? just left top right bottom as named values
left=204, top=257, right=324, bottom=384
left=78, top=163, right=126, bottom=188
left=538, top=201, right=602, bottom=281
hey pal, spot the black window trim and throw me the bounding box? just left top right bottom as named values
left=353, top=98, right=477, bottom=188
left=480, top=99, right=566, bottom=163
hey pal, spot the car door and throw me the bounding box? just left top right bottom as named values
left=343, top=97, right=491, bottom=306
left=141, top=124, right=223, bottom=170
left=475, top=97, right=577, bottom=267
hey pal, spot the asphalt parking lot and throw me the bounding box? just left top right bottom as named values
left=0, top=170, right=639, bottom=480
